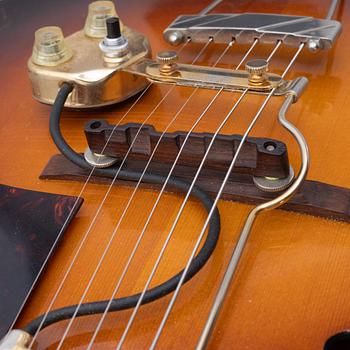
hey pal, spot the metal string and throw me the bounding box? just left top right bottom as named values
left=83, top=40, right=234, bottom=350
left=115, top=38, right=271, bottom=350
left=199, top=0, right=224, bottom=15
left=235, top=38, right=259, bottom=69
left=149, top=43, right=305, bottom=350
left=326, top=0, right=340, bottom=19
left=54, top=38, right=216, bottom=349
left=6, top=82, right=153, bottom=339
left=27, top=39, right=193, bottom=347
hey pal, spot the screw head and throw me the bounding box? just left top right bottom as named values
left=245, top=59, right=269, bottom=75
left=245, top=59, right=269, bottom=85
left=157, top=51, right=179, bottom=75
left=156, top=51, right=178, bottom=64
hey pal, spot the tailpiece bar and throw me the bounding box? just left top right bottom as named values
left=164, top=13, right=342, bottom=51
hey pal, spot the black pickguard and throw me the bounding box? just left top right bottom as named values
left=0, top=184, right=83, bottom=337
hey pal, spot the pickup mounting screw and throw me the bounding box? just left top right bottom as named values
left=157, top=51, right=179, bottom=75
left=245, top=59, right=269, bottom=85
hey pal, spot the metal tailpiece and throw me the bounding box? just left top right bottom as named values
left=164, top=13, right=342, bottom=51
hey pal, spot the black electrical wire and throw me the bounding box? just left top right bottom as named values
left=24, top=83, right=221, bottom=335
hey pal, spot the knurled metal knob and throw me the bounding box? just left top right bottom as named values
left=157, top=51, right=179, bottom=75
left=245, top=59, right=269, bottom=85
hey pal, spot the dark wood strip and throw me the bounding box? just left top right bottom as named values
left=41, top=154, right=350, bottom=223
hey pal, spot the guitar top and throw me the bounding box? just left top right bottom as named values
left=0, top=0, right=350, bottom=349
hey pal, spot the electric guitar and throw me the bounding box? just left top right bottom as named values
left=0, top=0, right=349, bottom=349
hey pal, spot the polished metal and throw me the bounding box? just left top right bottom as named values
left=164, top=13, right=341, bottom=50
left=0, top=330, right=33, bottom=350
left=99, top=34, right=129, bottom=63
left=253, top=165, right=295, bottom=192
left=125, top=57, right=305, bottom=96
left=326, top=0, right=340, bottom=20
left=84, top=148, right=119, bottom=168
left=28, top=25, right=151, bottom=108
left=199, top=0, right=223, bottom=16
left=245, top=58, right=269, bottom=85
left=156, top=50, right=179, bottom=75
left=196, top=92, right=310, bottom=350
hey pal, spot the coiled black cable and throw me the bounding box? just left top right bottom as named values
left=24, top=83, right=221, bottom=335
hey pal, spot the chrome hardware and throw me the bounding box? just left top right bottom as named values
left=84, top=148, right=119, bottom=168
left=164, top=13, right=342, bottom=51
left=28, top=3, right=314, bottom=109
left=0, top=330, right=33, bottom=350
left=99, top=17, right=130, bottom=64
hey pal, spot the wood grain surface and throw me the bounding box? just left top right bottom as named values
left=0, top=0, right=350, bottom=349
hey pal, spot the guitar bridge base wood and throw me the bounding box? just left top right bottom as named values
left=41, top=154, right=350, bottom=223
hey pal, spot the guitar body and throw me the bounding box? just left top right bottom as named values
left=0, top=0, right=349, bottom=349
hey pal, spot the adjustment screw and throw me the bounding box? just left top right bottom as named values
left=245, top=59, right=269, bottom=85
left=157, top=51, right=179, bottom=75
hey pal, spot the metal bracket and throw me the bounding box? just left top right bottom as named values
left=163, top=13, right=342, bottom=51
left=125, top=57, right=308, bottom=97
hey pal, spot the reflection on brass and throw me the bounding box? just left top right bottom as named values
left=28, top=26, right=151, bottom=108
left=125, top=58, right=303, bottom=96
left=156, top=51, right=179, bottom=76
left=245, top=59, right=269, bottom=86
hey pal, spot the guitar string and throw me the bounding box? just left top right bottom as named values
left=149, top=42, right=305, bottom=350
left=27, top=38, right=197, bottom=347
left=114, top=39, right=276, bottom=350
left=16, top=0, right=225, bottom=340
left=7, top=81, right=154, bottom=340
left=16, top=38, right=194, bottom=337
left=53, top=37, right=221, bottom=349
left=83, top=41, right=238, bottom=350
left=199, top=0, right=224, bottom=15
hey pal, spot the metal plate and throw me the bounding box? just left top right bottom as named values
left=164, top=13, right=342, bottom=50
